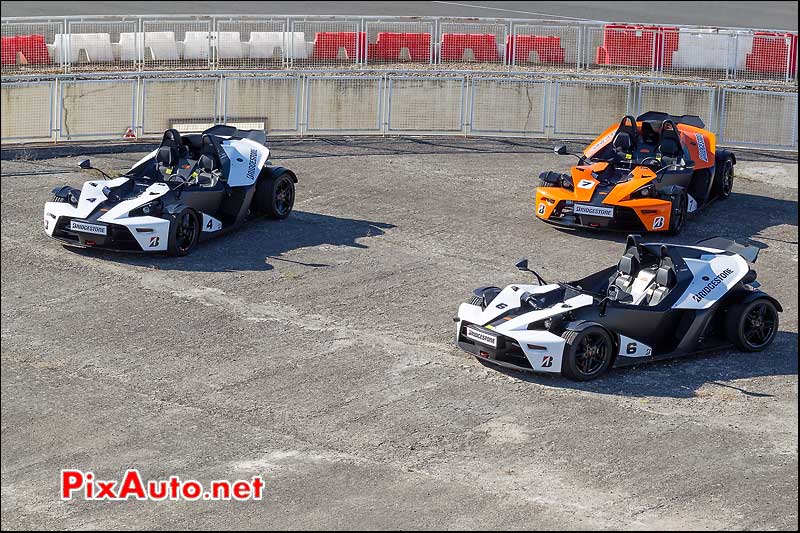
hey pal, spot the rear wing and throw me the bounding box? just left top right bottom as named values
left=695, top=237, right=761, bottom=263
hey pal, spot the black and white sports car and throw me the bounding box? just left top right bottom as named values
left=455, top=235, right=782, bottom=381
left=43, top=125, right=296, bottom=256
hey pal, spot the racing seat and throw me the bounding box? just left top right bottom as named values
left=644, top=246, right=677, bottom=307
left=155, top=128, right=186, bottom=180
left=609, top=249, right=640, bottom=301
left=155, top=145, right=176, bottom=179
left=195, top=135, right=222, bottom=187
left=657, top=121, right=683, bottom=166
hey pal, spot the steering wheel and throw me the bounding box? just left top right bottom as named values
left=639, top=156, right=662, bottom=170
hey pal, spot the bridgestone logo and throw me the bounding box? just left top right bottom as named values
left=695, top=133, right=708, bottom=162
left=692, top=268, right=734, bottom=302
left=245, top=149, right=258, bottom=181
left=466, top=326, right=497, bottom=348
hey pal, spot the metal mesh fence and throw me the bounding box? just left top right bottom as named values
left=63, top=19, right=138, bottom=72
left=732, top=31, right=796, bottom=83
left=140, top=18, right=211, bottom=70
left=59, top=79, right=135, bottom=139
left=718, top=88, right=797, bottom=148
left=665, top=29, right=734, bottom=80
left=469, top=77, right=546, bottom=134
left=509, top=24, right=579, bottom=71
left=216, top=18, right=287, bottom=70
left=553, top=80, right=631, bottom=135
left=0, top=81, right=53, bottom=141
left=586, top=25, right=658, bottom=75
left=387, top=76, right=464, bottom=132
left=140, top=77, right=218, bottom=135
left=438, top=21, right=507, bottom=65
left=637, top=84, right=715, bottom=129
left=290, top=19, right=361, bottom=67
left=1, top=20, right=63, bottom=74
left=304, top=76, right=382, bottom=133
left=223, top=76, right=301, bottom=132
left=364, top=20, right=433, bottom=65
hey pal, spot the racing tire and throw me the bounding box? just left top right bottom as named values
left=712, top=155, right=735, bottom=200
left=167, top=208, right=200, bottom=257
left=255, top=171, right=295, bottom=219
left=666, top=190, right=688, bottom=236
left=724, top=298, right=779, bottom=352
left=561, top=326, right=614, bottom=381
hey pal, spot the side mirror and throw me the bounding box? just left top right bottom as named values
left=79, top=159, right=92, bottom=169
left=196, top=174, right=212, bottom=186
left=554, top=145, right=568, bottom=155
left=515, top=259, right=529, bottom=271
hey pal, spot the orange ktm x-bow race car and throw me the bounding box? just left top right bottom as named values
left=535, top=112, right=736, bottom=235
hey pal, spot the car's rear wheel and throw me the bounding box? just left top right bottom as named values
left=724, top=298, right=779, bottom=352
left=666, top=190, right=688, bottom=236
left=561, top=326, right=614, bottom=381
left=712, top=155, right=735, bottom=200
left=168, top=209, right=200, bottom=256
left=255, top=171, right=295, bottom=219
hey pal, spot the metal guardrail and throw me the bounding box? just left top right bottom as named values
left=2, top=14, right=798, bottom=85
left=1, top=70, right=797, bottom=151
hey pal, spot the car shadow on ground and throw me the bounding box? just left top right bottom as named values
left=547, top=190, right=798, bottom=247
left=483, top=331, right=798, bottom=399
left=65, top=210, right=395, bottom=272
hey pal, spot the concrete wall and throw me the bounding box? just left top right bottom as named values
left=224, top=76, right=300, bottom=132
left=1, top=82, right=53, bottom=141
left=470, top=78, right=546, bottom=134
left=305, top=76, right=381, bottom=132
left=141, top=78, right=217, bottom=134
left=60, top=79, right=135, bottom=139
left=1, top=73, right=797, bottom=151
left=553, top=81, right=631, bottom=135
left=719, top=89, right=798, bottom=147
left=388, top=77, right=463, bottom=132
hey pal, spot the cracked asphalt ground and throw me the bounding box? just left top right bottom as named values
left=1, top=138, right=797, bottom=530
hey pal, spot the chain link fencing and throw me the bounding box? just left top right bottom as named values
left=2, top=15, right=797, bottom=84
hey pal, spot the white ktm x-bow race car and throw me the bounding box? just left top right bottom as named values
left=44, top=125, right=296, bottom=256
left=455, top=235, right=781, bottom=381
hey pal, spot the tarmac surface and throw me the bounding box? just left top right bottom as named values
left=1, top=137, right=798, bottom=529
left=1, top=0, right=797, bottom=30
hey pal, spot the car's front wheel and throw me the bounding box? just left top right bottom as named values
left=724, top=298, right=779, bottom=352
left=167, top=208, right=200, bottom=256
left=255, top=171, right=295, bottom=219
left=561, top=326, right=614, bottom=381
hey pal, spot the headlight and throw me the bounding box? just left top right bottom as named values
left=630, top=183, right=657, bottom=199
left=560, top=176, right=573, bottom=190
left=130, top=200, right=163, bottom=217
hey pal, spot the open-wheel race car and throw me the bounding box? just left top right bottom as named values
left=43, top=125, right=296, bottom=256
left=455, top=235, right=781, bottom=381
left=535, top=112, right=736, bottom=234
